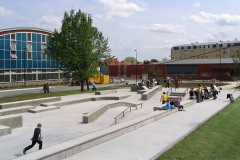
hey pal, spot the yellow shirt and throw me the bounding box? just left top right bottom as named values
left=161, top=94, right=168, bottom=101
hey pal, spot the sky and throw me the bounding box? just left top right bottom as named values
left=1, top=0, right=240, bottom=61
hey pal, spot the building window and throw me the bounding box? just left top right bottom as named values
left=42, top=44, right=47, bottom=60
left=10, top=51, right=17, bottom=59
left=27, top=42, right=32, bottom=52
left=27, top=33, right=32, bottom=42
left=10, top=41, right=16, bottom=51
left=42, top=34, right=46, bottom=43
left=11, top=34, right=16, bottom=40
left=27, top=52, right=32, bottom=60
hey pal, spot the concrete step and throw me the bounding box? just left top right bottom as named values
left=0, top=125, right=11, bottom=137
left=0, top=105, right=35, bottom=116
left=28, top=106, right=60, bottom=113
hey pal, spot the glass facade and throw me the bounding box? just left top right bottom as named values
left=0, top=28, right=63, bottom=83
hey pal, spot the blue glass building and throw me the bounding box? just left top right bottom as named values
left=0, top=27, right=63, bottom=83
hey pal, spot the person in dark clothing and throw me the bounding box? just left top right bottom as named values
left=23, top=123, right=43, bottom=155
left=43, top=84, right=46, bottom=93
left=46, top=83, right=49, bottom=93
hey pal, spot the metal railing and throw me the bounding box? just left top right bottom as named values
left=166, top=87, right=173, bottom=96
left=182, top=88, right=189, bottom=98
left=114, top=103, right=143, bottom=124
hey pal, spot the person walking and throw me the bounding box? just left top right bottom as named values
left=160, top=92, right=168, bottom=104
left=90, top=81, right=97, bottom=92
left=23, top=123, right=43, bottom=155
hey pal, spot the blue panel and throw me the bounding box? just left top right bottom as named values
left=0, top=40, right=4, bottom=49
left=5, top=60, right=10, bottom=68
left=33, top=60, right=37, bottom=68
left=32, top=43, right=37, bottom=52
left=17, top=60, right=22, bottom=68
left=47, top=61, right=51, bottom=68
left=46, top=35, right=49, bottom=43
left=0, top=35, right=4, bottom=40
left=16, top=41, right=22, bottom=50
left=0, top=50, right=4, bottom=59
left=32, top=33, right=36, bottom=42
left=22, top=33, right=26, bottom=41
left=27, top=60, right=32, bottom=69
left=37, top=34, right=41, bottom=43
left=22, top=42, right=27, bottom=50
left=38, top=61, right=41, bottom=68
left=4, top=34, right=10, bottom=40
left=0, top=40, right=5, bottom=49
left=37, top=43, right=41, bottom=51
left=37, top=51, right=41, bottom=60
left=32, top=52, right=36, bottom=60
left=16, top=33, right=21, bottom=41
left=42, top=61, right=46, bottom=68
left=17, top=51, right=22, bottom=59
left=0, top=60, right=4, bottom=68
left=11, top=60, right=17, bottom=68
left=5, top=50, right=10, bottom=59
left=5, top=40, right=10, bottom=50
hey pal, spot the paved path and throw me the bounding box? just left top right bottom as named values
left=0, top=82, right=239, bottom=160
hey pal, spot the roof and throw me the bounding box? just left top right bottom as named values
left=0, top=27, right=53, bottom=35
left=159, top=58, right=234, bottom=65
left=172, top=40, right=240, bottom=48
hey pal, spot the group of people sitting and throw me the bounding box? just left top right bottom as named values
left=189, top=84, right=220, bottom=100
left=160, top=92, right=184, bottom=111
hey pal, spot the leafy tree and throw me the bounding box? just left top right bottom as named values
left=148, top=67, right=162, bottom=79
left=143, top=60, right=149, bottom=64
left=150, top=59, right=158, bottom=63
left=232, top=49, right=240, bottom=80
left=46, top=9, right=111, bottom=91
left=124, top=56, right=137, bottom=62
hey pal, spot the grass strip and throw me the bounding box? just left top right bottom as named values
left=157, top=98, right=240, bottom=160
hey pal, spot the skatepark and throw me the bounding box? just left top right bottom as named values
left=0, top=82, right=239, bottom=160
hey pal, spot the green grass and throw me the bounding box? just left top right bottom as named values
left=0, top=86, right=124, bottom=103
left=157, top=98, right=240, bottom=160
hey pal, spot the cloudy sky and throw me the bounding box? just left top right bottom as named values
left=1, top=0, right=240, bottom=61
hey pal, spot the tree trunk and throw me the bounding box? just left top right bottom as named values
left=86, top=79, right=89, bottom=90
left=80, top=79, right=84, bottom=92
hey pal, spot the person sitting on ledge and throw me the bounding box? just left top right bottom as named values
left=161, top=100, right=172, bottom=110
left=174, top=96, right=184, bottom=111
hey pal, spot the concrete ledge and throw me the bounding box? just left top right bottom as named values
left=28, top=106, right=60, bottom=113
left=0, top=114, right=22, bottom=129
left=137, top=90, right=146, bottom=94
left=0, top=125, right=11, bottom=137
left=141, top=86, right=162, bottom=100
left=83, top=102, right=137, bottom=123
left=95, top=90, right=117, bottom=95
left=14, top=100, right=195, bottom=160
left=41, top=95, right=131, bottom=107
left=0, top=97, right=61, bottom=109
left=0, top=106, right=35, bottom=116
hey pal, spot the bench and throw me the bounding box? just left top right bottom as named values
left=0, top=114, right=22, bottom=129
left=141, top=86, right=162, bottom=100
left=28, top=106, right=61, bottom=113
left=0, top=125, right=11, bottom=137
left=95, top=90, right=117, bottom=95
left=0, top=97, right=61, bottom=109
left=83, top=102, right=138, bottom=123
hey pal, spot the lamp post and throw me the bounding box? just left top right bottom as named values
left=220, top=50, right=222, bottom=84
left=134, top=50, right=138, bottom=85
left=24, top=48, right=27, bottom=87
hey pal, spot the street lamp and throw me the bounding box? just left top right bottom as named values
left=24, top=48, right=27, bottom=87
left=134, top=50, right=138, bottom=85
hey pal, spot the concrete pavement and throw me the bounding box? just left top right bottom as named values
left=0, top=82, right=239, bottom=160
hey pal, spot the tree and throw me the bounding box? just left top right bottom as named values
left=46, top=9, right=111, bottom=91
left=124, top=56, right=137, bottom=63
left=150, top=59, right=158, bottom=63
left=232, top=49, right=240, bottom=80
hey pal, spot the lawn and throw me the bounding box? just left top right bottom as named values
left=157, top=98, right=240, bottom=160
